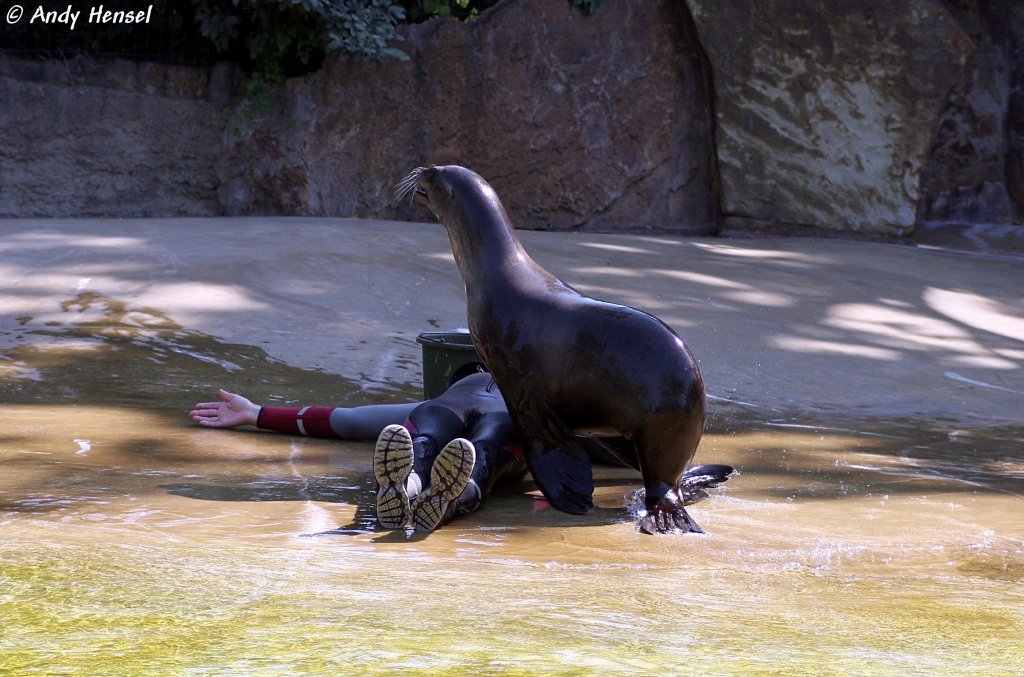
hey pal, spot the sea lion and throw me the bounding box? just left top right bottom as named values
left=396, top=165, right=731, bottom=534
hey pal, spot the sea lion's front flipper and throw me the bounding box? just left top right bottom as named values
left=504, top=384, right=596, bottom=514
left=638, top=495, right=703, bottom=535
left=637, top=465, right=735, bottom=533
left=525, top=439, right=595, bottom=514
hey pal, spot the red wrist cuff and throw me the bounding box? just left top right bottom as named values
left=257, top=406, right=336, bottom=438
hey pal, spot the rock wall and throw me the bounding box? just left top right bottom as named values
left=0, top=57, right=242, bottom=218
left=219, top=0, right=718, bottom=232
left=918, top=0, right=1024, bottom=225
left=685, top=0, right=975, bottom=236
left=1, top=0, right=1022, bottom=236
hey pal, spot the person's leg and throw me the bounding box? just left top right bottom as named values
left=407, top=372, right=508, bottom=489
left=410, top=412, right=527, bottom=530
left=405, top=402, right=466, bottom=496
left=372, top=401, right=465, bottom=529
left=388, top=376, right=516, bottom=531
left=409, top=436, right=476, bottom=532
left=453, top=412, right=527, bottom=516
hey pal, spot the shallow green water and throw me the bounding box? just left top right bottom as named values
left=1, top=292, right=1022, bottom=675
left=3, top=539, right=1019, bottom=675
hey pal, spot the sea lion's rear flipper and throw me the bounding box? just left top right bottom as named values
left=680, top=464, right=735, bottom=506
left=525, top=440, right=595, bottom=514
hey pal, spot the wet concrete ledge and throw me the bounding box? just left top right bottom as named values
left=1, top=217, right=1021, bottom=428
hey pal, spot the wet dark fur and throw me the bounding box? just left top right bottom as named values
left=397, top=165, right=733, bottom=534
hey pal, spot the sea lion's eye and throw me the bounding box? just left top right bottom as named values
left=448, top=185, right=456, bottom=198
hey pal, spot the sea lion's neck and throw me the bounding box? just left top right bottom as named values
left=443, top=211, right=550, bottom=303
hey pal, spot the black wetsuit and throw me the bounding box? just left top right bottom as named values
left=403, top=372, right=528, bottom=515
left=258, top=372, right=528, bottom=518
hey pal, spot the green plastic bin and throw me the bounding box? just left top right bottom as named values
left=417, top=331, right=487, bottom=399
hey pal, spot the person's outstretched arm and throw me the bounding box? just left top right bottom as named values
left=189, top=389, right=420, bottom=441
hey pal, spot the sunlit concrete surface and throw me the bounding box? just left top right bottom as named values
left=1, top=217, right=1021, bottom=426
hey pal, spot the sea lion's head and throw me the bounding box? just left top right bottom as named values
left=395, top=165, right=526, bottom=287
left=395, top=165, right=504, bottom=230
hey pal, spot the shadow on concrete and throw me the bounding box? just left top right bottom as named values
left=1, top=220, right=1022, bottom=523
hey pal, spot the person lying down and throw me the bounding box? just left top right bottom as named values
left=189, top=372, right=527, bottom=532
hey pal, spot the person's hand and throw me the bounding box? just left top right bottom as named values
left=190, top=389, right=261, bottom=429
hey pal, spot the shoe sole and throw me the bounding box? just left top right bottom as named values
left=411, top=437, right=475, bottom=532
left=373, top=424, right=414, bottom=529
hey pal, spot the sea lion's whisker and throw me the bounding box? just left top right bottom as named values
left=394, top=167, right=427, bottom=204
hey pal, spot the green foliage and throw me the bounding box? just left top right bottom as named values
left=317, top=0, right=408, bottom=60
left=421, top=0, right=471, bottom=19
left=400, top=0, right=600, bottom=23
left=572, top=0, right=604, bottom=14
left=191, top=0, right=408, bottom=102
left=400, top=0, right=497, bottom=22
left=194, top=0, right=407, bottom=85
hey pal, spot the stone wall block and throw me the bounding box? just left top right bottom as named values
left=686, top=0, right=975, bottom=236
left=918, top=0, right=1023, bottom=225
left=0, top=57, right=240, bottom=218
left=220, top=0, right=718, bottom=232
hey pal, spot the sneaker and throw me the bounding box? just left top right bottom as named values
left=373, top=424, right=414, bottom=529
left=410, top=437, right=475, bottom=532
